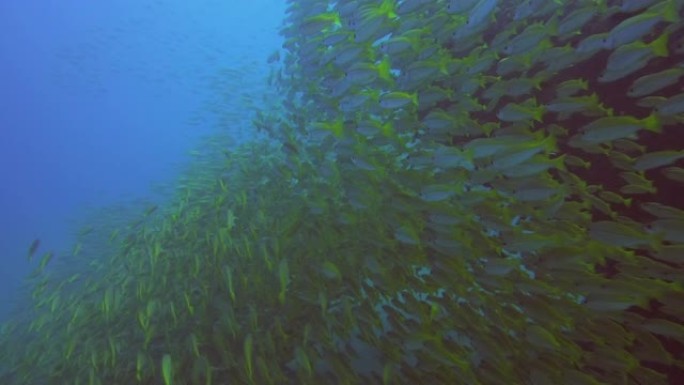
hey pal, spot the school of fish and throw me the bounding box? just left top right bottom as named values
left=1, top=0, right=684, bottom=384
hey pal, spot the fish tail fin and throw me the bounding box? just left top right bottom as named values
left=553, top=154, right=567, bottom=171
left=411, top=92, right=419, bottom=106
left=534, top=106, right=546, bottom=122
left=380, top=121, right=394, bottom=137
left=545, top=17, right=560, bottom=37
left=662, top=0, right=678, bottom=23
left=381, top=0, right=398, bottom=19
left=651, top=32, right=670, bottom=57
left=644, top=113, right=662, bottom=133
left=543, top=134, right=558, bottom=153
left=377, top=55, right=392, bottom=82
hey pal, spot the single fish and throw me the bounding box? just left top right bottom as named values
left=27, top=239, right=40, bottom=261
left=467, top=0, right=500, bottom=26
left=656, top=93, right=684, bottom=117
left=379, top=91, right=418, bottom=109
left=606, top=2, right=677, bottom=48
left=497, top=100, right=545, bottom=122
left=161, top=354, right=173, bottom=385
left=662, top=167, right=684, bottom=183
left=580, top=114, right=660, bottom=143
left=633, top=150, right=684, bottom=171
left=604, top=32, right=669, bottom=72
left=628, top=68, right=684, bottom=97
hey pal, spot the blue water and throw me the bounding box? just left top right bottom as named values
left=0, top=0, right=284, bottom=321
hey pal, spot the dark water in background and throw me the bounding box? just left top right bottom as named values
left=0, top=0, right=283, bottom=321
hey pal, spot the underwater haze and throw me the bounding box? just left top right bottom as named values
left=0, top=0, right=283, bottom=321
left=2, top=0, right=684, bottom=384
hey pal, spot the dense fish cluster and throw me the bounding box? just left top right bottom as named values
left=1, top=0, right=684, bottom=384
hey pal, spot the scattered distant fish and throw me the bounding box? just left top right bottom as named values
left=267, top=50, right=280, bottom=63
left=38, top=251, right=54, bottom=271
left=144, top=205, right=159, bottom=217
left=72, top=242, right=82, bottom=257
left=79, top=226, right=94, bottom=236
left=27, top=238, right=40, bottom=261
